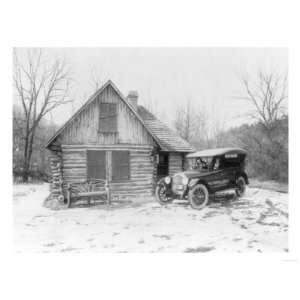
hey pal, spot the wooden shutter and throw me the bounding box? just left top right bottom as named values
left=99, top=103, right=117, bottom=133
left=87, top=150, right=106, bottom=180
left=112, top=151, right=130, bottom=181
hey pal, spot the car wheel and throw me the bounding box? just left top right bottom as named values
left=155, top=184, right=172, bottom=205
left=188, top=184, right=209, bottom=210
left=235, top=176, right=246, bottom=197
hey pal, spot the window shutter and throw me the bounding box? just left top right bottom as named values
left=87, top=150, right=106, bottom=180
left=112, top=151, right=130, bottom=181
left=99, top=103, right=117, bottom=133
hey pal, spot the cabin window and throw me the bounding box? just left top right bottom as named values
left=99, top=103, right=117, bottom=133
left=87, top=150, right=106, bottom=180
left=112, top=151, right=130, bottom=181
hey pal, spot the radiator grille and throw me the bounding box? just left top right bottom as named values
left=173, top=175, right=183, bottom=185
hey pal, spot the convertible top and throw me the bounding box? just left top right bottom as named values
left=186, top=147, right=247, bottom=158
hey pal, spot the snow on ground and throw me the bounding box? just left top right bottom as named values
left=13, top=183, right=288, bottom=253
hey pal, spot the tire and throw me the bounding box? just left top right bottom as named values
left=188, top=184, right=209, bottom=210
left=155, top=184, right=173, bottom=205
left=235, top=176, right=246, bottom=197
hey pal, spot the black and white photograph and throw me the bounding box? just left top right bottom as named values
left=13, top=47, right=289, bottom=253
left=2, top=1, right=300, bottom=299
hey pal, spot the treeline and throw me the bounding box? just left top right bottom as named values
left=191, top=116, right=288, bottom=182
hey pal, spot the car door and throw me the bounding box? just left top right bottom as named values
left=207, top=168, right=231, bottom=191
left=204, top=157, right=227, bottom=191
left=206, top=168, right=225, bottom=191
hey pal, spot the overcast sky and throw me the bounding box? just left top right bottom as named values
left=18, top=48, right=288, bottom=130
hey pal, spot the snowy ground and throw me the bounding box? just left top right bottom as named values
left=13, top=183, right=288, bottom=253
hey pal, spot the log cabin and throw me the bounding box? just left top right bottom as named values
left=46, top=80, right=195, bottom=203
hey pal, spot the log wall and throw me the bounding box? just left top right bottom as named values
left=61, top=144, right=155, bottom=199
left=169, top=153, right=184, bottom=176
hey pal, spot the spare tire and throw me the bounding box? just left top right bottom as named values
left=235, top=176, right=246, bottom=197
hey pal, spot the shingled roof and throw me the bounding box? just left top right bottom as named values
left=137, top=106, right=195, bottom=152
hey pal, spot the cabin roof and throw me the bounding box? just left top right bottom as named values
left=46, top=80, right=194, bottom=152
left=186, top=147, right=247, bottom=158
left=137, top=106, right=195, bottom=152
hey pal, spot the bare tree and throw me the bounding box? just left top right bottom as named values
left=89, top=65, right=105, bottom=92
left=237, top=71, right=288, bottom=132
left=209, top=119, right=227, bottom=148
left=174, top=98, right=192, bottom=141
left=174, top=99, right=208, bottom=147
left=13, top=49, right=72, bottom=182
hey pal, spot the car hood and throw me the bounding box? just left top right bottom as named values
left=174, top=170, right=207, bottom=179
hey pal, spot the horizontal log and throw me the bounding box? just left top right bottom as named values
left=62, top=156, right=86, bottom=161
left=110, top=188, right=153, bottom=194
left=130, top=174, right=153, bottom=178
left=110, top=185, right=153, bottom=191
left=130, top=176, right=153, bottom=180
left=63, top=177, right=86, bottom=181
left=111, top=193, right=153, bottom=198
left=62, top=179, right=86, bottom=184
left=110, top=181, right=152, bottom=187
left=62, top=163, right=86, bottom=167
left=130, top=154, right=151, bottom=158
left=130, top=160, right=151, bottom=164
left=63, top=172, right=86, bottom=177
left=130, top=163, right=153, bottom=167
left=63, top=167, right=86, bottom=172
left=110, top=190, right=153, bottom=195
left=62, top=158, right=85, bottom=161
left=131, top=169, right=153, bottom=173
left=130, top=156, right=151, bottom=161
left=130, top=151, right=152, bottom=155
left=62, top=144, right=153, bottom=150
left=63, top=177, right=86, bottom=182
left=62, top=161, right=86, bottom=165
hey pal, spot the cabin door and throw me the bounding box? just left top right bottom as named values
left=87, top=150, right=107, bottom=180
left=157, top=152, right=169, bottom=179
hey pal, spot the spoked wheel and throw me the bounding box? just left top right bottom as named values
left=155, top=184, right=173, bottom=205
left=235, top=176, right=246, bottom=197
left=188, top=184, right=209, bottom=210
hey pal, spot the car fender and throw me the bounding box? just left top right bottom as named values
left=157, top=177, right=173, bottom=193
left=188, top=179, right=211, bottom=193
left=157, top=177, right=166, bottom=186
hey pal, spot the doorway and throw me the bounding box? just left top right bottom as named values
left=157, top=152, right=169, bottom=179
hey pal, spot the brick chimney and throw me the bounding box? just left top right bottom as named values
left=127, top=90, right=138, bottom=111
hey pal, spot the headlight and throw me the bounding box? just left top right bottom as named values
left=182, top=176, right=189, bottom=185
left=164, top=176, right=171, bottom=184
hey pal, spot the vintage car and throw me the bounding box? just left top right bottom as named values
left=155, top=147, right=249, bottom=210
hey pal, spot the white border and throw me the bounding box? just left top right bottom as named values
left=1, top=1, right=299, bottom=300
